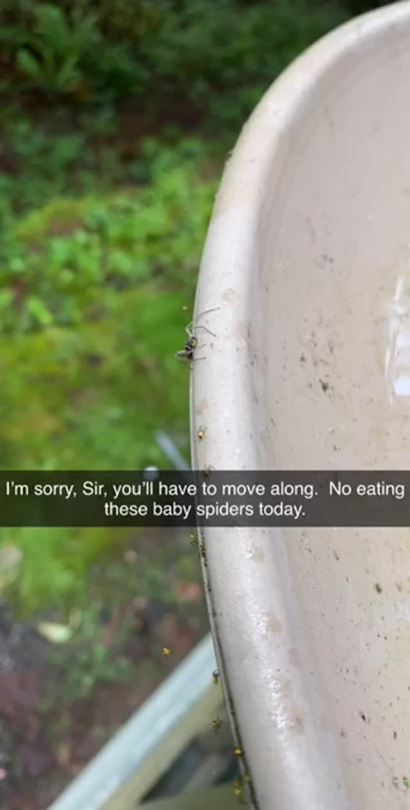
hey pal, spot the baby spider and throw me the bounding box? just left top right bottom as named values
left=176, top=307, right=220, bottom=363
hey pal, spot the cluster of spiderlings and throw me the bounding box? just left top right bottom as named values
left=233, top=772, right=252, bottom=804
left=198, top=541, right=208, bottom=568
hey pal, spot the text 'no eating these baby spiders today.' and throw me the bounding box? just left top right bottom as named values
left=175, top=307, right=221, bottom=363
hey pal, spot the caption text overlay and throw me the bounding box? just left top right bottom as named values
left=1, top=471, right=410, bottom=527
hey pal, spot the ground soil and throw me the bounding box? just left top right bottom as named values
left=0, top=531, right=208, bottom=810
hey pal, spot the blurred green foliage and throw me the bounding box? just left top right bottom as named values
left=0, top=127, right=214, bottom=611
left=52, top=601, right=136, bottom=704
left=1, top=0, right=348, bottom=134
left=0, top=0, right=371, bottom=613
left=0, top=133, right=214, bottom=474
left=1, top=139, right=215, bottom=334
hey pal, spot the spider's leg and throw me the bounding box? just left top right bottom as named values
left=195, top=306, right=221, bottom=321
left=194, top=325, right=216, bottom=337
left=175, top=351, right=191, bottom=362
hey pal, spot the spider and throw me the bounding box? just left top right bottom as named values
left=175, top=307, right=220, bottom=362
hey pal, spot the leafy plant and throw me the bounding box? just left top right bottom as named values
left=2, top=0, right=349, bottom=131
left=1, top=137, right=215, bottom=334
left=16, top=5, right=100, bottom=94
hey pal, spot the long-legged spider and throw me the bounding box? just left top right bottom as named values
left=176, top=307, right=220, bottom=362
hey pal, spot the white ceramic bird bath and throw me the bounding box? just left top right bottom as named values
left=191, top=4, right=410, bottom=808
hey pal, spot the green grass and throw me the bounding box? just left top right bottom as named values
left=0, top=127, right=215, bottom=612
